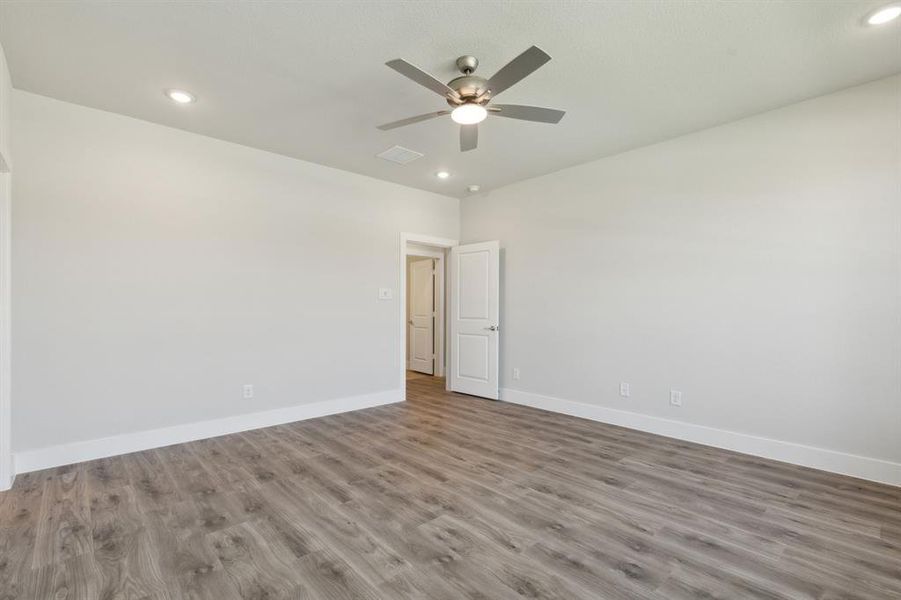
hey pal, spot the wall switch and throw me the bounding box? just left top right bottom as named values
left=620, top=382, right=631, bottom=398
left=378, top=288, right=393, bottom=300
left=243, top=384, right=254, bottom=399
left=512, top=368, right=521, bottom=380
left=670, top=390, right=683, bottom=407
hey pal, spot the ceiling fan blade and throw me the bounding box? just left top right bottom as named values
left=460, top=124, right=478, bottom=152
left=386, top=59, right=460, bottom=99
left=485, top=46, right=551, bottom=97
left=377, top=110, right=450, bottom=131
left=491, top=104, right=565, bottom=124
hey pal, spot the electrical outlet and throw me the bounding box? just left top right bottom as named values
left=620, top=382, right=631, bottom=398
left=243, top=384, right=254, bottom=399
left=670, top=390, right=683, bottom=407
left=512, top=368, right=521, bottom=380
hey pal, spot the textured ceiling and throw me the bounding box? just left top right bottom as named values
left=1, top=1, right=899, bottom=197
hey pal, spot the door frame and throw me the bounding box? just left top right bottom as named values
left=400, top=233, right=457, bottom=397
left=0, top=170, right=11, bottom=491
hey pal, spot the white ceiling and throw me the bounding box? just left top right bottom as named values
left=1, top=1, right=899, bottom=198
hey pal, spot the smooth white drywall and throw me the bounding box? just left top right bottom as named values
left=11, top=90, right=458, bottom=453
left=0, top=41, right=10, bottom=169
left=462, top=75, right=901, bottom=465
left=0, top=41, right=12, bottom=489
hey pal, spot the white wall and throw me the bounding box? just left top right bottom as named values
left=12, top=90, right=458, bottom=455
left=0, top=41, right=11, bottom=488
left=462, top=76, right=901, bottom=472
left=0, top=42, right=10, bottom=170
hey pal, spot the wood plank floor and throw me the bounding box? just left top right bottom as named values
left=2, top=374, right=900, bottom=599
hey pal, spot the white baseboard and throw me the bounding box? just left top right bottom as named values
left=501, top=388, right=901, bottom=488
left=0, top=455, right=12, bottom=492
left=14, top=389, right=403, bottom=476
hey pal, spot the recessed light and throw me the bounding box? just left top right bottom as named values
left=165, top=89, right=196, bottom=104
left=866, top=4, right=901, bottom=25
left=436, top=171, right=451, bottom=179
left=451, top=104, right=488, bottom=125
left=467, top=184, right=481, bottom=193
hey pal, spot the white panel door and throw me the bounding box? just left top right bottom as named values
left=408, top=258, right=435, bottom=374
left=449, top=241, right=499, bottom=399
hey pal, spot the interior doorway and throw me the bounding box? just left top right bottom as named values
left=399, top=233, right=500, bottom=401
left=399, top=233, right=456, bottom=395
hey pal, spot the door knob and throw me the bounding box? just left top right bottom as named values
left=487, top=325, right=499, bottom=331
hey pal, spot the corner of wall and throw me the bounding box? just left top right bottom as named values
left=0, top=40, right=12, bottom=492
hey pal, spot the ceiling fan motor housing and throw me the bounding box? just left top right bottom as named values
left=446, top=75, right=490, bottom=106
left=446, top=55, right=490, bottom=106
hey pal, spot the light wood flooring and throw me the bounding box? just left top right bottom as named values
left=1, top=374, right=900, bottom=599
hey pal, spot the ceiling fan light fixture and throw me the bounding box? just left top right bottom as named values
left=451, top=103, right=488, bottom=125
left=867, top=4, right=901, bottom=25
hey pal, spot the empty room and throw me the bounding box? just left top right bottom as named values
left=0, top=1, right=899, bottom=599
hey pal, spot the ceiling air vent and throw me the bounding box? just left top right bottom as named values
left=376, top=145, right=424, bottom=165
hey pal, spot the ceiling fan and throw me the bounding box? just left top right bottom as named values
left=377, top=46, right=565, bottom=152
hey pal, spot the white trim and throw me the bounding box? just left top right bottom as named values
left=406, top=244, right=445, bottom=259
left=399, top=233, right=457, bottom=396
left=0, top=172, right=10, bottom=491
left=501, top=388, right=901, bottom=488
left=14, top=389, right=402, bottom=475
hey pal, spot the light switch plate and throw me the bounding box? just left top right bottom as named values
left=378, top=288, right=393, bottom=300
